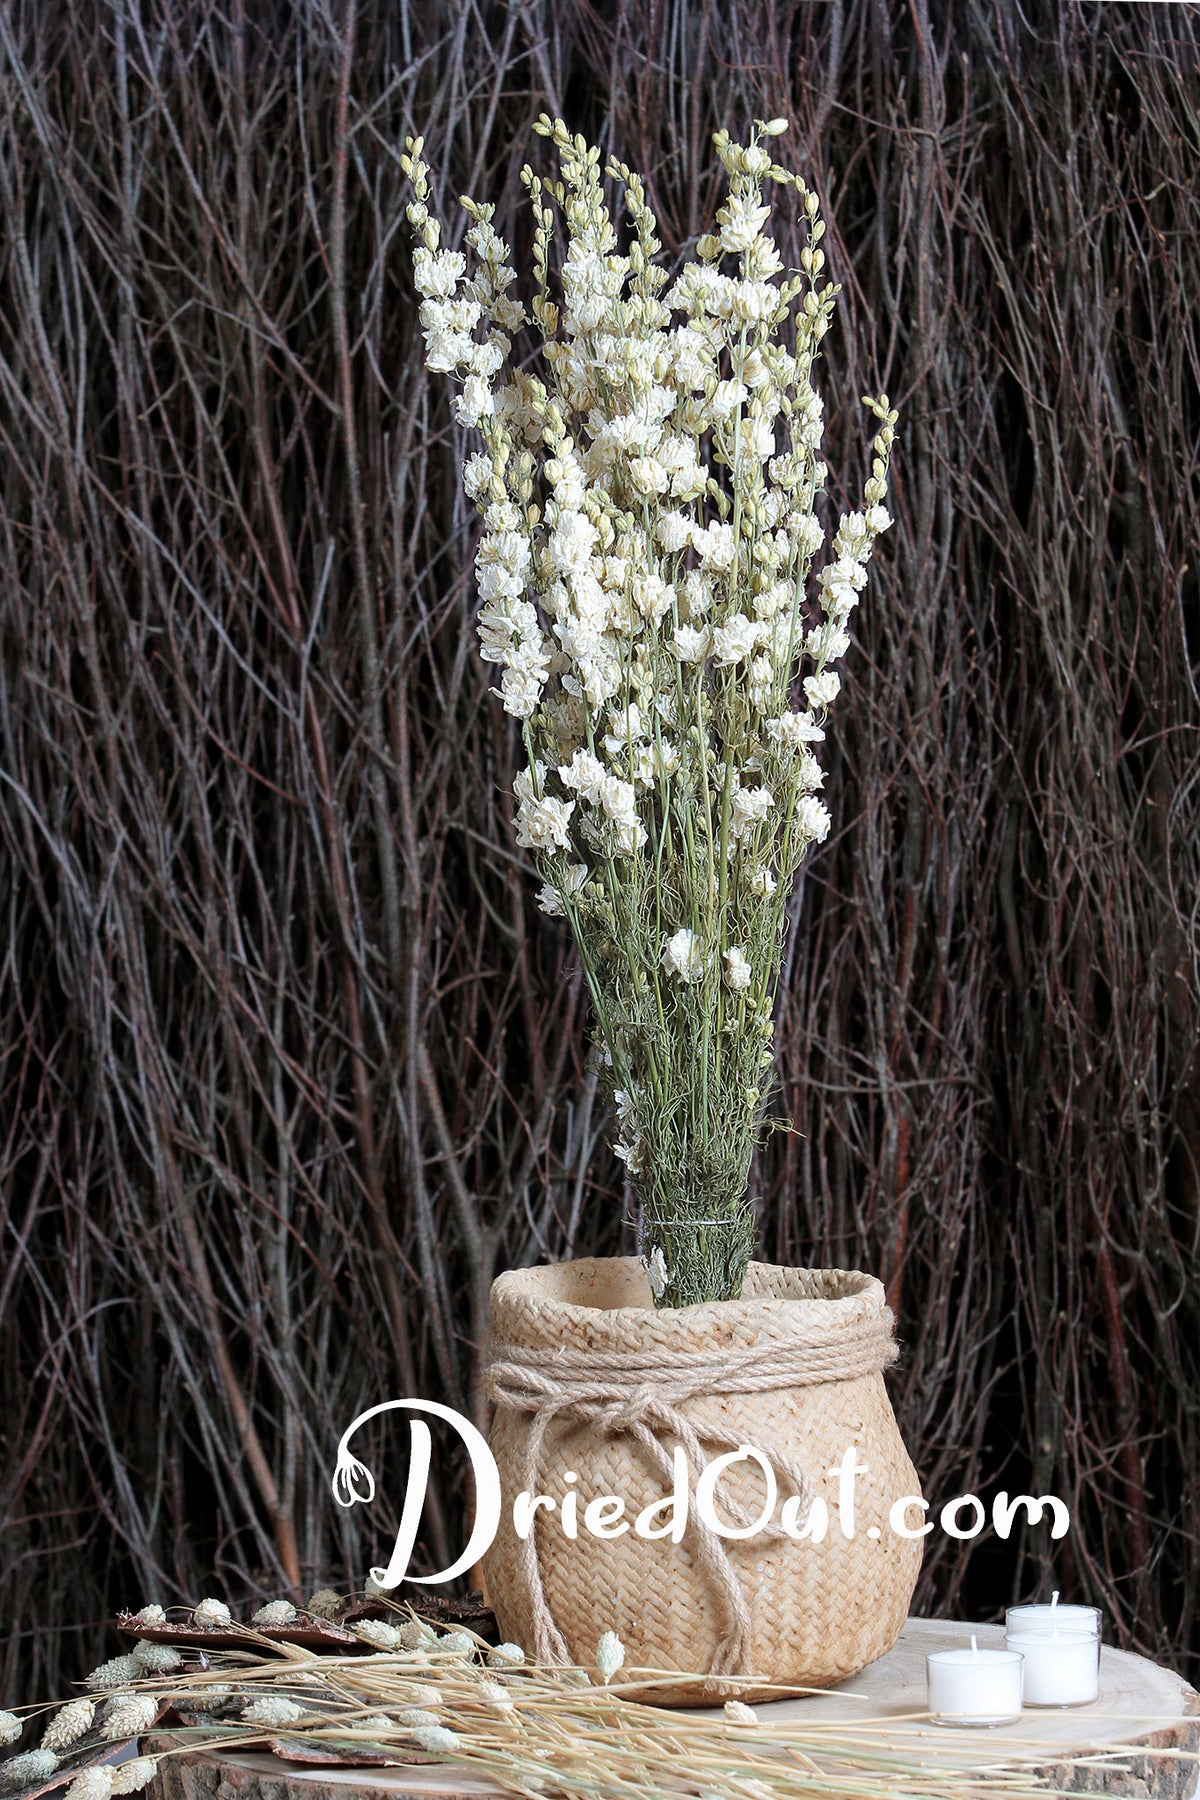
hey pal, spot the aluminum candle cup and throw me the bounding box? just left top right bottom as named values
left=926, top=1647, right=1024, bottom=1727
left=1005, top=1606, right=1102, bottom=1707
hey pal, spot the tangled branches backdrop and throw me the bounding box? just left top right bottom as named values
left=0, top=0, right=1197, bottom=1707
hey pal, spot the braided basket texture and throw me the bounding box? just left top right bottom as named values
left=482, top=1257, right=923, bottom=1704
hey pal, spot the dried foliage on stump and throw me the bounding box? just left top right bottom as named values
left=0, top=0, right=1197, bottom=1706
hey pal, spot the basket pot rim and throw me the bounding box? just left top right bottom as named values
left=488, top=1255, right=889, bottom=1354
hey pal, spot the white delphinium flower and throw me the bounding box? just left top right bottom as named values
left=645, top=1246, right=670, bottom=1300
left=436, top=1631, right=477, bottom=1658
left=251, top=1601, right=297, bottom=1626
left=724, top=948, right=752, bottom=992
left=803, top=669, right=841, bottom=711
left=192, top=1597, right=232, bottom=1628
left=411, top=247, right=465, bottom=300
left=110, top=1759, right=158, bottom=1795
left=242, top=1697, right=304, bottom=1728
left=655, top=509, right=693, bottom=553
left=766, top=711, right=825, bottom=751
left=729, top=785, right=775, bottom=842
left=0, top=1712, right=23, bottom=1747
left=672, top=623, right=711, bottom=663
left=662, top=929, right=705, bottom=982
left=595, top=1631, right=626, bottom=1684
left=692, top=519, right=736, bottom=570
left=41, top=1699, right=95, bottom=1750
left=352, top=1716, right=394, bottom=1735
left=131, top=1605, right=165, bottom=1627
left=613, top=1133, right=647, bottom=1176
left=462, top=452, right=493, bottom=500
left=85, top=1657, right=144, bottom=1691
left=750, top=867, right=777, bottom=897
left=557, top=748, right=607, bottom=803
left=711, top=378, right=748, bottom=419
left=486, top=1643, right=525, bottom=1669
left=596, top=775, right=639, bottom=829
left=806, top=623, right=852, bottom=665
left=2, top=1751, right=59, bottom=1785
left=536, top=861, right=588, bottom=916
left=723, top=1699, right=759, bottom=1723
left=100, top=1693, right=159, bottom=1739
left=513, top=779, right=574, bottom=852
left=397, top=1706, right=440, bottom=1727
left=410, top=1724, right=460, bottom=1754
left=711, top=614, right=762, bottom=667
left=305, top=1589, right=343, bottom=1620
left=64, top=1768, right=113, bottom=1800
left=132, top=1642, right=181, bottom=1674
left=795, top=797, right=832, bottom=844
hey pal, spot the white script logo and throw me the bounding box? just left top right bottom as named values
left=332, top=1399, right=1069, bottom=1588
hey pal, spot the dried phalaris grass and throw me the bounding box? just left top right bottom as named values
left=4, top=1605, right=1195, bottom=1800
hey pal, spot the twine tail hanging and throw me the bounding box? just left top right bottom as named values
left=485, top=1314, right=898, bottom=1682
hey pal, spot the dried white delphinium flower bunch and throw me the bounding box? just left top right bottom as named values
left=423, top=118, right=893, bottom=1306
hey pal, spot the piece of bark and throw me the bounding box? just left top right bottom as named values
left=115, top=1616, right=364, bottom=1656
left=339, top=1596, right=497, bottom=1644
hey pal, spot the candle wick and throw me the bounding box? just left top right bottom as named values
left=1051, top=1590, right=1059, bottom=1637
left=970, top=1634, right=978, bottom=1659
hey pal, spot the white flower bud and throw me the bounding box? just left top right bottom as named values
left=192, top=1598, right=232, bottom=1628
left=85, top=1657, right=144, bottom=1691
left=1, top=1751, right=59, bottom=1784
left=251, top=1602, right=298, bottom=1626
left=110, top=1759, right=158, bottom=1795
left=40, top=1699, right=95, bottom=1750
left=101, top=1693, right=159, bottom=1741
left=724, top=947, right=752, bottom=992
left=477, top=1681, right=513, bottom=1708
left=595, top=1631, right=626, bottom=1684
left=242, top=1697, right=304, bottom=1728
left=410, top=1724, right=459, bottom=1754
left=353, top=1620, right=401, bottom=1651
left=64, top=1767, right=114, bottom=1800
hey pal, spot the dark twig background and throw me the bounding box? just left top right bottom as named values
left=1, top=0, right=1197, bottom=1707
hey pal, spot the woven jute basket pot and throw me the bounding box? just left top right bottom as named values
left=482, top=1256, right=923, bottom=1704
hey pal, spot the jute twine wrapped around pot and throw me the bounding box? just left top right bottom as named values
left=482, top=1258, right=923, bottom=1704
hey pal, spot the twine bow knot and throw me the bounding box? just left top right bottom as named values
left=486, top=1314, right=896, bottom=1686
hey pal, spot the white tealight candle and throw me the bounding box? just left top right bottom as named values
left=1005, top=1600, right=1102, bottom=1639
left=926, top=1639, right=1024, bottom=1727
left=1004, top=1595, right=1102, bottom=1707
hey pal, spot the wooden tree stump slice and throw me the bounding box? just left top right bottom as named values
left=151, top=1619, right=1199, bottom=1800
